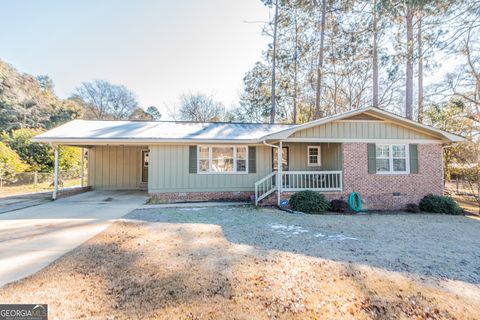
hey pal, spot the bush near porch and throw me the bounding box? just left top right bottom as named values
left=290, top=190, right=330, bottom=214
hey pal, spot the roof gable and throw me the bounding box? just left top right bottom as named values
left=263, top=107, right=465, bottom=142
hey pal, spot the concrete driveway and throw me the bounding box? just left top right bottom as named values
left=0, top=190, right=147, bottom=287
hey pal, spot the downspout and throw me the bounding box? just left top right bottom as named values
left=263, top=140, right=282, bottom=206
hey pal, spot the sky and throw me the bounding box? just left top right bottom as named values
left=1, top=0, right=271, bottom=119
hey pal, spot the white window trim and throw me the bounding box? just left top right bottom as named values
left=197, top=145, right=248, bottom=174
left=307, top=146, right=322, bottom=167
left=376, top=144, right=410, bottom=174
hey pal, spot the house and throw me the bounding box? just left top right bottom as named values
left=32, top=107, right=464, bottom=210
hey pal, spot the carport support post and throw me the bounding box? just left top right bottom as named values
left=277, top=141, right=283, bottom=207
left=53, top=146, right=59, bottom=200
left=80, top=147, right=84, bottom=187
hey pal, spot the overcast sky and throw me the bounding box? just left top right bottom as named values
left=1, top=0, right=270, bottom=119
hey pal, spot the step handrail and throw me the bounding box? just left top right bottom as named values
left=254, top=171, right=277, bottom=206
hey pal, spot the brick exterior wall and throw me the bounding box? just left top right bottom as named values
left=263, top=143, right=444, bottom=211
left=149, top=191, right=254, bottom=203
left=341, top=143, right=443, bottom=210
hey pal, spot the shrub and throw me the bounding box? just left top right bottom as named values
left=0, top=141, right=28, bottom=182
left=330, top=199, right=351, bottom=213
left=405, top=203, right=420, bottom=213
left=419, top=194, right=463, bottom=215
left=290, top=190, right=330, bottom=214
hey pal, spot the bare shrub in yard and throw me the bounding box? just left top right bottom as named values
left=405, top=203, right=420, bottom=213
left=330, top=199, right=351, bottom=213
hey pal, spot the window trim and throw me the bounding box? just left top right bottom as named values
left=375, top=144, right=410, bottom=174
left=307, top=146, right=322, bottom=167
left=197, top=145, right=249, bottom=174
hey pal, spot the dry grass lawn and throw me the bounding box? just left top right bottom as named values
left=0, top=178, right=81, bottom=198
left=0, top=220, right=479, bottom=319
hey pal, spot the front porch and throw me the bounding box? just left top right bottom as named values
left=254, top=142, right=343, bottom=205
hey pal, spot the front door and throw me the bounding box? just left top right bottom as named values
left=141, top=150, right=149, bottom=183
left=272, top=146, right=289, bottom=171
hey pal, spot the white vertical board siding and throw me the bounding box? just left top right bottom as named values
left=148, top=145, right=272, bottom=192
left=88, top=146, right=146, bottom=190
left=290, top=121, right=437, bottom=140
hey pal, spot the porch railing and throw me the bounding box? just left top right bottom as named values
left=254, top=171, right=277, bottom=206
left=281, top=171, right=342, bottom=192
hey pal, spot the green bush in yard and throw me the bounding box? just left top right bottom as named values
left=419, top=194, right=463, bottom=215
left=290, top=190, right=330, bottom=214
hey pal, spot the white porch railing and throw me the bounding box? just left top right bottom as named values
left=281, top=171, right=343, bottom=192
left=254, top=170, right=343, bottom=205
left=254, top=171, right=277, bottom=206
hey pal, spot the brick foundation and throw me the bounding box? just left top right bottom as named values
left=149, top=191, right=254, bottom=203
left=264, top=143, right=444, bottom=211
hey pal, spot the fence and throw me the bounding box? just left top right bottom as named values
left=0, top=170, right=85, bottom=197
left=445, top=179, right=479, bottom=198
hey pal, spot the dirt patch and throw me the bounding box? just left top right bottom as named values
left=0, top=219, right=478, bottom=319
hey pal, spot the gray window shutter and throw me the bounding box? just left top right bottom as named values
left=409, top=144, right=418, bottom=173
left=189, top=146, right=197, bottom=173
left=367, top=143, right=376, bottom=174
left=248, top=146, right=256, bottom=173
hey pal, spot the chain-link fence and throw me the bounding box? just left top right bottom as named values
left=0, top=170, right=85, bottom=198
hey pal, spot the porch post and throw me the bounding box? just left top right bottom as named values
left=277, top=141, right=282, bottom=207
left=53, top=146, right=59, bottom=200
left=80, top=147, right=84, bottom=187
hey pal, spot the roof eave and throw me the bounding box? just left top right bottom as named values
left=31, top=137, right=263, bottom=145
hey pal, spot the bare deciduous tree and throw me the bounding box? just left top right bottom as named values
left=176, top=93, right=225, bottom=122
left=75, top=80, right=138, bottom=120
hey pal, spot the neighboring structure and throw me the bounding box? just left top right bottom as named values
left=33, top=107, right=464, bottom=210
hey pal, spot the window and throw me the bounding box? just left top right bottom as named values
left=308, top=146, right=321, bottom=166
left=198, top=146, right=248, bottom=174
left=376, top=144, right=409, bottom=174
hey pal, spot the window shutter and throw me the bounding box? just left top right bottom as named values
left=409, top=144, right=418, bottom=173
left=189, top=146, right=197, bottom=173
left=367, top=143, right=376, bottom=173
left=248, top=146, right=256, bottom=173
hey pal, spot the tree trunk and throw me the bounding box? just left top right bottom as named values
left=405, top=7, right=414, bottom=120
left=417, top=14, right=424, bottom=123
left=270, top=0, right=279, bottom=124
left=293, top=8, right=298, bottom=124
left=372, top=0, right=379, bottom=108
left=314, top=0, right=327, bottom=119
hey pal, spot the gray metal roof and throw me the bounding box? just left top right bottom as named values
left=33, top=120, right=298, bottom=144
left=33, top=107, right=464, bottom=145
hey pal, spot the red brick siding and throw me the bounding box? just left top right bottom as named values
left=341, top=143, right=443, bottom=210
left=149, top=191, right=253, bottom=203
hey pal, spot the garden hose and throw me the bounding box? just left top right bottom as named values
left=349, top=192, right=362, bottom=212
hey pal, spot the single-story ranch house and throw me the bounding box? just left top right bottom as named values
left=33, top=107, right=464, bottom=210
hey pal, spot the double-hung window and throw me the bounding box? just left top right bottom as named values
left=198, top=146, right=248, bottom=174
left=376, top=144, right=409, bottom=174
left=307, top=146, right=321, bottom=166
